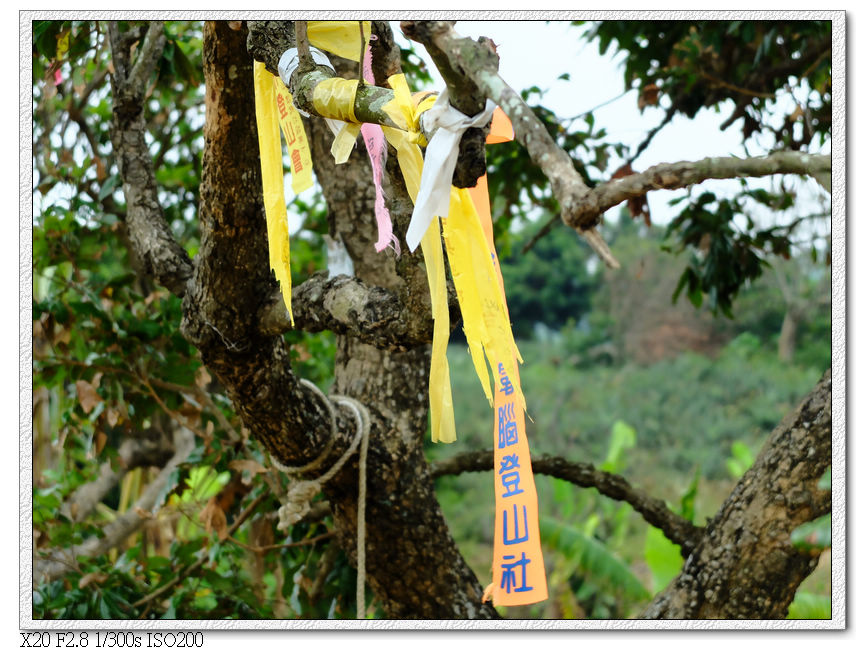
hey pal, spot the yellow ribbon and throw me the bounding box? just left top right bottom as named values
left=377, top=74, right=455, bottom=443
left=272, top=77, right=315, bottom=195
left=253, top=61, right=294, bottom=324
left=441, top=189, right=524, bottom=411
left=380, top=73, right=524, bottom=441
left=308, top=21, right=371, bottom=62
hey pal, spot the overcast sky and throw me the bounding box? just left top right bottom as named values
left=392, top=19, right=830, bottom=241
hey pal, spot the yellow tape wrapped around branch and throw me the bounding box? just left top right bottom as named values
left=312, top=78, right=363, bottom=165
left=313, top=78, right=360, bottom=124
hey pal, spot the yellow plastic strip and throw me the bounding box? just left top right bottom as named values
left=441, top=189, right=524, bottom=410
left=272, top=76, right=314, bottom=194
left=468, top=113, right=548, bottom=605
left=331, top=123, right=362, bottom=164
left=253, top=61, right=294, bottom=324
left=420, top=221, right=456, bottom=443
left=313, top=78, right=360, bottom=124
left=380, top=74, right=456, bottom=443
left=308, top=21, right=371, bottom=62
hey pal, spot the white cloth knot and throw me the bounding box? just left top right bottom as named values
left=277, top=480, right=322, bottom=530
left=405, top=89, right=496, bottom=251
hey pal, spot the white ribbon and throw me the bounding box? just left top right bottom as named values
left=277, top=47, right=343, bottom=136
left=405, top=89, right=496, bottom=252
left=278, top=46, right=335, bottom=87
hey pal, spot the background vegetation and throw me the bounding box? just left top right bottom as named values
left=31, top=19, right=831, bottom=619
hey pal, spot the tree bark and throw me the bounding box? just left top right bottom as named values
left=641, top=369, right=831, bottom=619
left=100, top=20, right=833, bottom=621
left=182, top=21, right=495, bottom=619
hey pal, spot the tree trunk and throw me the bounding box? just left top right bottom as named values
left=641, top=369, right=831, bottom=619
left=778, top=309, right=799, bottom=363
left=100, top=20, right=833, bottom=621
left=184, top=21, right=495, bottom=619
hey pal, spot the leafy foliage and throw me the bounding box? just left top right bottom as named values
left=664, top=189, right=814, bottom=318
left=585, top=20, right=831, bottom=149
left=31, top=19, right=832, bottom=621
left=499, top=224, right=598, bottom=339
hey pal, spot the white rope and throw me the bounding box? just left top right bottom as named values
left=271, top=378, right=370, bottom=620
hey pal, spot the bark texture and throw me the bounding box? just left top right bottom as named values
left=100, top=19, right=833, bottom=620
left=641, top=369, right=832, bottom=619
left=180, top=21, right=495, bottom=618
left=108, top=21, right=193, bottom=297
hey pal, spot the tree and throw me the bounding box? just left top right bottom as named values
left=31, top=19, right=833, bottom=620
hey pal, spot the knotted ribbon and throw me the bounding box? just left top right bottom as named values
left=405, top=89, right=496, bottom=252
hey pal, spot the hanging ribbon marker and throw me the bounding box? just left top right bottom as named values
left=405, top=90, right=496, bottom=252
left=272, top=77, right=314, bottom=195
left=253, top=61, right=294, bottom=323
left=467, top=111, right=548, bottom=605
left=360, top=44, right=399, bottom=253
left=379, top=74, right=455, bottom=443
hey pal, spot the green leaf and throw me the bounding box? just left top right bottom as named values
left=687, top=282, right=703, bottom=309
left=725, top=458, right=746, bottom=480
left=787, top=591, right=830, bottom=619
left=98, top=175, right=119, bottom=201
left=540, top=516, right=649, bottom=601
left=818, top=467, right=831, bottom=491
left=680, top=465, right=700, bottom=523
left=644, top=525, right=683, bottom=593
left=600, top=420, right=637, bottom=473
left=98, top=595, right=111, bottom=619
left=791, top=514, right=831, bottom=552
left=731, top=441, right=754, bottom=469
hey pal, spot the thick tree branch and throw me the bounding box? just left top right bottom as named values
left=258, top=272, right=433, bottom=350
left=35, top=427, right=195, bottom=584
left=574, top=151, right=831, bottom=225
left=642, top=368, right=832, bottom=619
left=431, top=450, right=703, bottom=555
left=126, top=22, right=166, bottom=96
left=246, top=20, right=489, bottom=187
left=108, top=20, right=193, bottom=297
left=400, top=20, right=492, bottom=188
left=179, top=22, right=352, bottom=474
left=402, top=20, right=620, bottom=269
left=59, top=430, right=176, bottom=523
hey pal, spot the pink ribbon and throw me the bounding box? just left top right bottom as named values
left=361, top=44, right=399, bottom=254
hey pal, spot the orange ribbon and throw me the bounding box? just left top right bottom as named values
left=473, top=109, right=548, bottom=606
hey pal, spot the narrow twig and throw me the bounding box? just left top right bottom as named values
left=626, top=105, right=676, bottom=167
left=294, top=21, right=313, bottom=72
left=699, top=70, right=777, bottom=100
left=357, top=21, right=366, bottom=87
left=137, top=372, right=209, bottom=442
left=431, top=449, right=704, bottom=556
left=521, top=214, right=559, bottom=254
left=131, top=492, right=268, bottom=609
left=227, top=530, right=334, bottom=554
